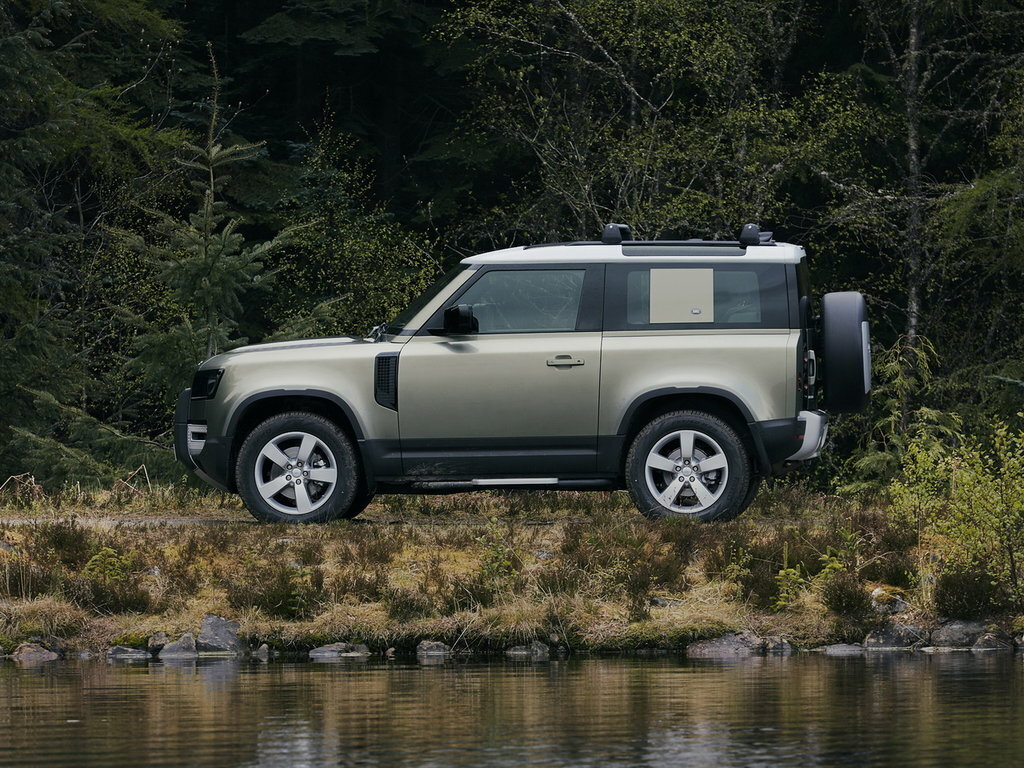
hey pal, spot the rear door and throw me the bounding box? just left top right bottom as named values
left=397, top=265, right=604, bottom=478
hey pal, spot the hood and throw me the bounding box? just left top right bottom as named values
left=201, top=336, right=370, bottom=368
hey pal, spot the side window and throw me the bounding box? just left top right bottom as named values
left=611, top=264, right=789, bottom=330
left=455, top=269, right=587, bottom=333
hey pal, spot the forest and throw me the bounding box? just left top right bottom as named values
left=2, top=0, right=1024, bottom=493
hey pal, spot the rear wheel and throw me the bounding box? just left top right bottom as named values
left=626, top=410, right=753, bottom=522
left=236, top=412, right=360, bottom=523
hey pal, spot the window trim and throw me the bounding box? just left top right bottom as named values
left=417, top=264, right=605, bottom=336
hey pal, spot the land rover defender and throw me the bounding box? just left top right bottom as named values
left=174, top=223, right=871, bottom=523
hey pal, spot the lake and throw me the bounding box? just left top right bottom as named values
left=2, top=654, right=1021, bottom=767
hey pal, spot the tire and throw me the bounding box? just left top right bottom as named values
left=626, top=410, right=753, bottom=522
left=236, top=412, right=360, bottom=523
left=821, top=292, right=871, bottom=413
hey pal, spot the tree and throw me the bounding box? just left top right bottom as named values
left=129, top=46, right=288, bottom=402
left=443, top=0, right=814, bottom=245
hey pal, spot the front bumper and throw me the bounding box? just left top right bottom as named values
left=174, top=388, right=233, bottom=492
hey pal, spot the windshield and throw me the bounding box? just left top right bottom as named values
left=384, top=264, right=468, bottom=336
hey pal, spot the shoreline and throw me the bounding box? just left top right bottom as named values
left=2, top=489, right=1022, bottom=661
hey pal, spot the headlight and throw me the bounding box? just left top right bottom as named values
left=190, top=368, right=224, bottom=400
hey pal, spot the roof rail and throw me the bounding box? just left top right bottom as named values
left=522, top=222, right=776, bottom=251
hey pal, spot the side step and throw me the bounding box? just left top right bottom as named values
left=403, top=478, right=617, bottom=492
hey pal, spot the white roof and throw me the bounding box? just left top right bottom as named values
left=462, top=242, right=806, bottom=265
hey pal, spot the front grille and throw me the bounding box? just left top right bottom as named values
left=374, top=352, right=399, bottom=410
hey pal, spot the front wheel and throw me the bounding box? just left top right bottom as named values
left=236, top=412, right=361, bottom=523
left=625, top=411, right=753, bottom=522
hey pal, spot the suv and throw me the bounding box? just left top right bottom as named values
left=174, top=223, right=871, bottom=523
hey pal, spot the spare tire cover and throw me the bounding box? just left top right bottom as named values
left=821, top=292, right=871, bottom=413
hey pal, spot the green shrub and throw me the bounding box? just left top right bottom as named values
left=933, top=570, right=1002, bottom=619
left=225, top=560, right=325, bottom=620
left=821, top=571, right=873, bottom=620
left=891, top=420, right=1024, bottom=610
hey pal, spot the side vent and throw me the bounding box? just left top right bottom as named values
left=374, top=352, right=399, bottom=410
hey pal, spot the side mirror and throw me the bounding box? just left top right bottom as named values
left=440, top=304, right=478, bottom=335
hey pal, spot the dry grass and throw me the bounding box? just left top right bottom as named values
left=0, top=483, right=938, bottom=654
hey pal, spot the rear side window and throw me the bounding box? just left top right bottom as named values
left=607, top=263, right=789, bottom=330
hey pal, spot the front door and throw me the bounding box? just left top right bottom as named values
left=397, top=266, right=602, bottom=478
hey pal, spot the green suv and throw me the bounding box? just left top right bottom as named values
left=174, top=224, right=871, bottom=523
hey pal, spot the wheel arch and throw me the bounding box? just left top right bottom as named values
left=227, top=390, right=369, bottom=492
left=616, top=388, right=769, bottom=475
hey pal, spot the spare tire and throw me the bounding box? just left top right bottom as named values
left=820, top=292, right=871, bottom=413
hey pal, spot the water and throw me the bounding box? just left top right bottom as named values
left=2, top=654, right=1022, bottom=767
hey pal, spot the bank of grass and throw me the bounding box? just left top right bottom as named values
left=0, top=483, right=975, bottom=654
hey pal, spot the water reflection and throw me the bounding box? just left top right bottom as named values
left=2, top=655, right=1021, bottom=767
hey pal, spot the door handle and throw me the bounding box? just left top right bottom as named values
left=547, top=355, right=585, bottom=367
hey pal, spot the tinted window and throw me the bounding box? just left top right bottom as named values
left=455, top=269, right=586, bottom=333
left=608, top=263, right=789, bottom=330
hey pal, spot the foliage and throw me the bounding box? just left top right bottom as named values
left=891, top=420, right=1024, bottom=611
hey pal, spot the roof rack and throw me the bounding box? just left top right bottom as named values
left=523, top=222, right=775, bottom=251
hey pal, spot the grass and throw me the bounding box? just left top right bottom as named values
left=0, top=482, right=977, bottom=655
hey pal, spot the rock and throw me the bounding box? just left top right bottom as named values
left=932, top=620, right=987, bottom=648
left=0, top=540, right=19, bottom=554
left=308, top=642, right=371, bottom=660
left=253, top=643, right=271, bottom=660
left=147, top=632, right=168, bottom=654
left=506, top=641, right=550, bottom=660
left=972, top=631, right=1014, bottom=652
left=534, top=551, right=555, bottom=561
left=106, top=645, right=149, bottom=660
left=762, top=636, right=795, bottom=655
left=159, top=633, right=198, bottom=659
left=649, top=596, right=670, bottom=607
left=864, top=624, right=929, bottom=650
left=12, top=643, right=59, bottom=662
left=416, top=640, right=451, bottom=656
left=384, top=647, right=396, bottom=659
left=686, top=631, right=763, bottom=658
left=870, top=587, right=910, bottom=615
left=76, top=650, right=95, bottom=660
left=196, top=614, right=244, bottom=654
left=814, top=643, right=864, bottom=656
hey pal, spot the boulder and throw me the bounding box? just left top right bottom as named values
left=815, top=643, right=865, bottom=656
left=972, top=631, right=1014, bottom=652
left=686, top=631, right=763, bottom=658
left=506, top=641, right=550, bottom=660
left=864, top=624, right=929, bottom=650
left=159, top=633, right=198, bottom=659
left=106, top=645, right=150, bottom=660
left=253, top=643, right=271, bottom=661
left=12, top=642, right=59, bottom=662
left=147, top=631, right=168, bottom=654
left=762, top=636, right=795, bottom=655
left=932, top=620, right=987, bottom=648
left=76, top=650, right=95, bottom=660
left=196, top=615, right=244, bottom=654
left=870, top=587, right=910, bottom=615
left=416, top=640, right=451, bottom=656
left=308, top=642, right=371, bottom=660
